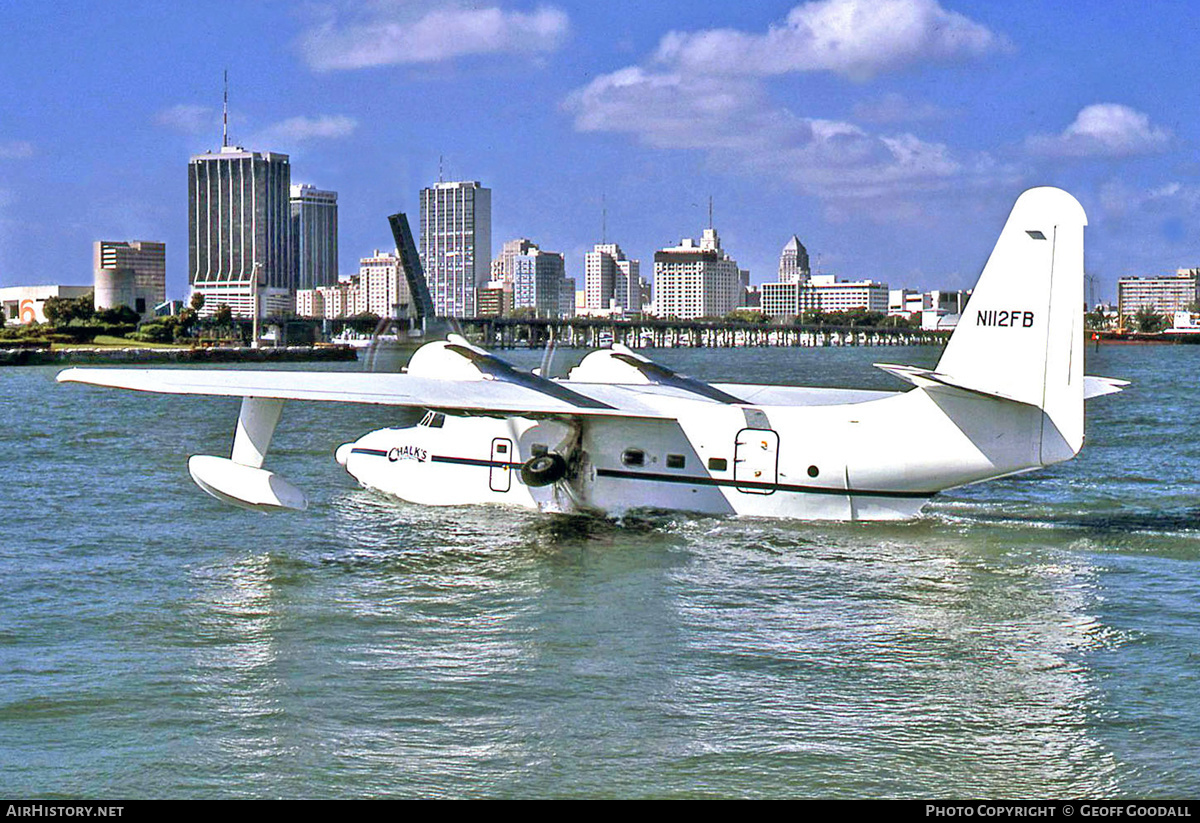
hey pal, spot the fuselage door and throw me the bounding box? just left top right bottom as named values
left=490, top=438, right=513, bottom=493
left=734, top=428, right=779, bottom=494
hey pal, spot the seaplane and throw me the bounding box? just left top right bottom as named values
left=58, top=187, right=1127, bottom=521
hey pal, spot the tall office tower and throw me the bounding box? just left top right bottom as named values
left=778, top=236, right=811, bottom=284
left=492, top=238, right=538, bottom=283
left=188, top=145, right=292, bottom=317
left=512, top=244, right=566, bottom=318
left=653, top=228, right=742, bottom=320
left=419, top=180, right=492, bottom=317
left=93, top=240, right=166, bottom=317
left=585, top=243, right=640, bottom=313
left=290, top=184, right=338, bottom=291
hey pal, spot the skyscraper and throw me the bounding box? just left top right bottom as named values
left=653, top=228, right=742, bottom=320
left=585, top=243, right=640, bottom=314
left=188, top=145, right=292, bottom=317
left=778, top=236, right=811, bottom=284
left=419, top=181, right=491, bottom=317
left=512, top=243, right=566, bottom=318
left=290, top=184, right=338, bottom=291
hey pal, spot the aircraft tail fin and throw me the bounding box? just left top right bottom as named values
left=935, top=187, right=1087, bottom=463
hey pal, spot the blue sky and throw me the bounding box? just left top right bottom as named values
left=1, top=0, right=1196, bottom=303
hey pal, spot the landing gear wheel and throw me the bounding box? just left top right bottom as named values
left=520, top=453, right=568, bottom=487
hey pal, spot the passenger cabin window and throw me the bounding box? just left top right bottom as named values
left=707, top=457, right=727, bottom=471
left=622, top=448, right=645, bottom=467
left=666, top=454, right=686, bottom=469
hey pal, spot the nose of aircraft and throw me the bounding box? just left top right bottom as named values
left=335, top=443, right=353, bottom=467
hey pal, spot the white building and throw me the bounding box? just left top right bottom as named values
left=1117, top=269, right=1199, bottom=319
left=419, top=180, right=491, bottom=317
left=1, top=285, right=92, bottom=324
left=653, top=228, right=742, bottom=320
left=778, top=236, right=810, bottom=284
left=804, top=275, right=890, bottom=313
left=584, top=243, right=642, bottom=315
left=295, top=250, right=414, bottom=321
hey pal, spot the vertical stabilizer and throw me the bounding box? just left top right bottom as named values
left=936, top=187, right=1087, bottom=461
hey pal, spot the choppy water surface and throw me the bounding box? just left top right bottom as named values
left=1, top=344, right=1198, bottom=798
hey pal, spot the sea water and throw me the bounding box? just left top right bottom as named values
left=1, top=344, right=1197, bottom=798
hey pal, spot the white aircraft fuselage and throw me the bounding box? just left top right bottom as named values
left=335, top=357, right=1050, bottom=521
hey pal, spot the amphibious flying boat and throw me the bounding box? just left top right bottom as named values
left=57, top=187, right=1126, bottom=521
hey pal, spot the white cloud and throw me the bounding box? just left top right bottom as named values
left=154, top=104, right=216, bottom=135
left=1027, top=104, right=1171, bottom=158
left=252, top=115, right=359, bottom=147
left=653, top=0, right=1005, bottom=80
left=0, top=140, right=34, bottom=159
left=563, top=1, right=1010, bottom=203
left=565, top=68, right=993, bottom=202
left=300, top=3, right=569, bottom=71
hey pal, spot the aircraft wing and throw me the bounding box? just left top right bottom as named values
left=55, top=367, right=685, bottom=420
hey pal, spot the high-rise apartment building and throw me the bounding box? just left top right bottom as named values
left=419, top=181, right=491, bottom=317
left=93, top=240, right=166, bottom=317
left=290, top=184, right=338, bottom=291
left=512, top=244, right=566, bottom=318
left=188, top=145, right=292, bottom=317
left=653, top=228, right=742, bottom=320
left=585, top=243, right=641, bottom=314
left=1117, top=269, right=1199, bottom=319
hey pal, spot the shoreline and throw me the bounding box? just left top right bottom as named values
left=0, top=344, right=359, bottom=366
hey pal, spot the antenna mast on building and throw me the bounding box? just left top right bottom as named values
left=602, top=194, right=607, bottom=244
left=438, top=154, right=444, bottom=183
left=708, top=195, right=713, bottom=230
left=222, top=69, right=229, bottom=148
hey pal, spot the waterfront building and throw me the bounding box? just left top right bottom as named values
left=419, top=180, right=492, bottom=317
left=295, top=250, right=415, bottom=321
left=560, top=277, right=577, bottom=318
left=476, top=282, right=511, bottom=317
left=761, top=282, right=800, bottom=317
left=804, top=274, right=890, bottom=314
left=921, top=289, right=971, bottom=330
left=653, top=228, right=742, bottom=320
left=93, top=240, right=166, bottom=318
left=0, top=285, right=92, bottom=325
left=358, top=250, right=414, bottom=320
left=1117, top=269, right=1199, bottom=319
left=492, top=238, right=537, bottom=284
left=513, top=245, right=567, bottom=318
left=778, top=236, right=811, bottom=284
left=188, top=145, right=293, bottom=317
left=762, top=275, right=890, bottom=319
left=585, top=243, right=641, bottom=314
left=290, top=185, right=338, bottom=291
left=888, top=288, right=921, bottom=317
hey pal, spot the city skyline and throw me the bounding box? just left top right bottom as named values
left=1, top=2, right=1198, bottom=304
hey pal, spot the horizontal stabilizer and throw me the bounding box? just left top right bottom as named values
left=1083, top=375, right=1130, bottom=399
left=874, top=363, right=1028, bottom=403
left=878, top=363, right=1128, bottom=403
